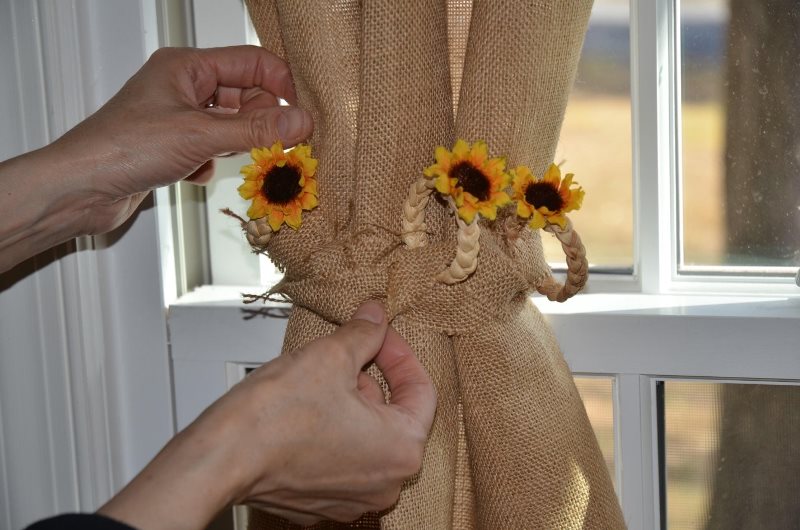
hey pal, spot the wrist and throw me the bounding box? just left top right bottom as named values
left=98, top=425, right=242, bottom=530
left=97, top=394, right=276, bottom=530
left=0, top=146, right=94, bottom=271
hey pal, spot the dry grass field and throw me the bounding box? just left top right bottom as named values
left=544, top=94, right=727, bottom=267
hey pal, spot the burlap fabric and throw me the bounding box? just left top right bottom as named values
left=243, top=0, right=625, bottom=528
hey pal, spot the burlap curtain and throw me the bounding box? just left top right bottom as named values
left=243, top=0, right=625, bottom=528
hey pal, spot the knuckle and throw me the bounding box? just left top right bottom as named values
left=244, top=109, right=279, bottom=146
left=149, top=46, right=181, bottom=64
left=324, top=340, right=352, bottom=366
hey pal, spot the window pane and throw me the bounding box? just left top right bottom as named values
left=663, top=381, right=800, bottom=529
left=574, top=376, right=616, bottom=487
left=680, top=0, right=800, bottom=269
left=549, top=0, right=633, bottom=269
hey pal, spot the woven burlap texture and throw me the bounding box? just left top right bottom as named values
left=243, top=0, right=625, bottom=528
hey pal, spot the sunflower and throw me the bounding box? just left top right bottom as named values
left=238, top=142, right=319, bottom=232
left=511, top=163, right=584, bottom=229
left=423, top=139, right=511, bottom=223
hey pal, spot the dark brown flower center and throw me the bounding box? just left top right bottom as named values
left=525, top=181, right=564, bottom=211
left=262, top=164, right=302, bottom=204
left=450, top=161, right=490, bottom=201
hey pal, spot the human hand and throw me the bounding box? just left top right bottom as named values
left=0, top=46, right=313, bottom=272
left=51, top=45, right=313, bottom=235
left=97, top=301, right=437, bottom=529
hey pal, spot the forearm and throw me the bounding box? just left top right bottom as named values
left=97, top=418, right=248, bottom=530
left=0, top=145, right=93, bottom=272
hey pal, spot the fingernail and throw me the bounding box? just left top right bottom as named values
left=352, top=301, right=385, bottom=325
left=277, top=107, right=307, bottom=143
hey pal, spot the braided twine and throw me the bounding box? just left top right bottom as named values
left=536, top=218, right=588, bottom=302
left=401, top=178, right=481, bottom=285
left=221, top=208, right=273, bottom=249
left=400, top=178, right=588, bottom=299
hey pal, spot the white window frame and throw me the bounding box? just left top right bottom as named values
left=170, top=2, right=800, bottom=530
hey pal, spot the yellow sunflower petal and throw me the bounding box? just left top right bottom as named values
left=250, top=147, right=264, bottom=164
left=283, top=205, right=303, bottom=230
left=305, top=178, right=318, bottom=196
left=270, top=142, right=284, bottom=158
left=457, top=202, right=478, bottom=223
left=452, top=139, right=470, bottom=159
left=493, top=191, right=512, bottom=207
left=483, top=156, right=506, bottom=177
left=291, top=144, right=310, bottom=158
left=434, top=174, right=451, bottom=195
left=564, top=187, right=585, bottom=212
left=257, top=147, right=272, bottom=163
left=543, top=163, right=561, bottom=185
left=303, top=156, right=318, bottom=176
left=240, top=165, right=263, bottom=180
left=237, top=180, right=260, bottom=200
left=453, top=190, right=466, bottom=207
left=247, top=200, right=268, bottom=220
left=511, top=166, right=533, bottom=196
left=528, top=209, right=546, bottom=230
left=300, top=192, right=318, bottom=210
left=434, top=146, right=453, bottom=168
left=469, top=140, right=489, bottom=166
left=560, top=173, right=574, bottom=192
left=478, top=203, right=499, bottom=220
left=425, top=167, right=448, bottom=182
left=538, top=206, right=556, bottom=216
left=548, top=214, right=568, bottom=229
left=517, top=200, right=533, bottom=218
left=267, top=210, right=285, bottom=232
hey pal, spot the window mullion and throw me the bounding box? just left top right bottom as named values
left=631, top=0, right=677, bottom=294
left=616, top=374, right=661, bottom=530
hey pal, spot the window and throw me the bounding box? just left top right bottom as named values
left=550, top=0, right=633, bottom=270
left=170, top=1, right=800, bottom=529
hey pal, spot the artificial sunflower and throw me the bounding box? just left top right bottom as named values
left=238, top=141, right=319, bottom=232
left=511, top=163, right=584, bottom=229
left=423, top=139, right=511, bottom=223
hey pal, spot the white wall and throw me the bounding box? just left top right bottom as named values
left=0, top=2, right=174, bottom=528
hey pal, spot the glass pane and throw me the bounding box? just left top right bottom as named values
left=574, top=377, right=616, bottom=487
left=680, top=0, right=800, bottom=269
left=663, top=381, right=800, bottom=529
left=549, top=0, right=633, bottom=269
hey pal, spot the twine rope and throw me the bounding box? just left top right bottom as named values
left=437, top=215, right=481, bottom=284
left=535, top=218, right=588, bottom=302
left=401, top=179, right=482, bottom=284
left=401, top=177, right=437, bottom=248
left=222, top=208, right=274, bottom=249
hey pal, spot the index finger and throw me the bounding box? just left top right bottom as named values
left=192, top=46, right=297, bottom=105
left=374, top=327, right=437, bottom=431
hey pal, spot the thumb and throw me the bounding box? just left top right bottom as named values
left=210, top=106, right=313, bottom=153
left=321, top=301, right=389, bottom=373
left=375, top=328, right=436, bottom=433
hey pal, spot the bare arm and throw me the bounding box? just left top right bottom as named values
left=0, top=45, right=313, bottom=272
left=97, top=302, right=437, bottom=528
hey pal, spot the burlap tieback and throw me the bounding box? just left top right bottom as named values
left=240, top=0, right=626, bottom=528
